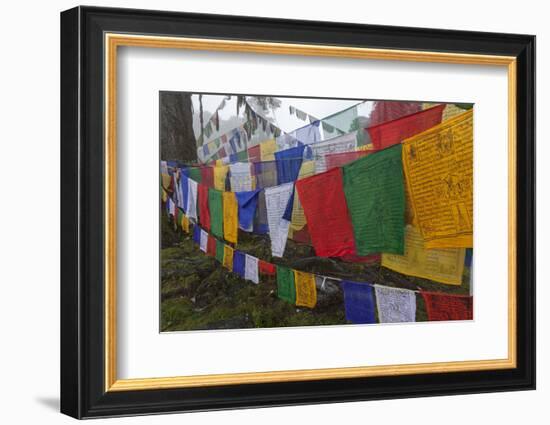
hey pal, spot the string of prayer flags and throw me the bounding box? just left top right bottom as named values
left=374, top=285, right=416, bottom=323
left=236, top=189, right=260, bottom=232
left=312, top=132, right=357, bottom=174
left=199, top=228, right=209, bottom=253
left=208, top=189, right=224, bottom=238
left=294, top=270, right=317, bottom=308
left=222, top=244, right=234, bottom=271
left=215, top=239, right=225, bottom=263
left=343, top=144, right=405, bottom=255
left=402, top=109, right=473, bottom=248
left=341, top=281, right=376, bottom=324
left=260, top=138, right=277, bottom=161
left=382, top=225, right=466, bottom=285
left=367, top=104, right=445, bottom=151
left=244, top=254, right=260, bottom=284
left=265, top=182, right=294, bottom=257
left=259, top=260, right=276, bottom=276
left=198, top=184, right=211, bottom=230
left=213, top=164, right=229, bottom=191
left=206, top=235, right=217, bottom=257
left=233, top=250, right=246, bottom=278
left=296, top=167, right=356, bottom=257
left=186, top=178, right=198, bottom=221
left=274, top=145, right=305, bottom=185
left=222, top=191, right=239, bottom=244
left=421, top=291, right=473, bottom=321
left=277, top=265, right=296, bottom=304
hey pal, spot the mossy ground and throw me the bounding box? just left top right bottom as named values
left=160, top=213, right=470, bottom=332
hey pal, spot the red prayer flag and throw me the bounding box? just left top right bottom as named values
left=367, top=104, right=445, bottom=150
left=200, top=166, right=214, bottom=188
left=368, top=101, right=422, bottom=127
left=206, top=235, right=217, bottom=257
left=197, top=183, right=211, bottom=230
left=421, top=292, right=473, bottom=321
left=248, top=145, right=261, bottom=163
left=325, top=151, right=371, bottom=170
left=341, top=254, right=381, bottom=264
left=295, top=168, right=356, bottom=257
left=259, top=260, right=276, bottom=276
left=290, top=225, right=312, bottom=244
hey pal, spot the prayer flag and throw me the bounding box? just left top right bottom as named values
left=192, top=224, right=201, bottom=245
left=208, top=188, right=224, bottom=238
left=260, top=139, right=277, bottom=161
left=223, top=245, right=234, bottom=271
left=254, top=190, right=269, bottom=234
left=200, top=166, right=214, bottom=188
left=213, top=164, right=229, bottom=191
left=181, top=213, right=190, bottom=233
left=368, top=101, right=422, bottom=127
left=259, top=260, right=276, bottom=276
left=402, top=110, right=473, bottom=248
left=421, top=292, right=473, bottom=321
left=312, top=132, right=357, bottom=174
left=229, top=162, right=254, bottom=192
left=265, top=183, right=294, bottom=257
left=341, top=281, right=376, bottom=324
left=277, top=265, right=296, bottom=304
left=274, top=145, right=305, bottom=185
left=253, top=160, right=278, bottom=189
left=374, top=285, right=416, bottom=323
left=244, top=254, right=259, bottom=284
left=206, top=235, right=217, bottom=257
left=198, top=184, right=211, bottom=230
left=223, top=191, right=239, bottom=244
left=367, top=104, right=445, bottom=150
left=233, top=250, right=246, bottom=278
left=188, top=167, right=202, bottom=184
left=294, top=270, right=317, bottom=308
left=324, top=150, right=370, bottom=170
left=199, top=229, right=208, bottom=253
left=186, top=178, right=198, bottom=221
left=382, top=225, right=466, bottom=285
left=236, top=190, right=260, bottom=232
left=343, top=144, right=405, bottom=255
left=296, top=167, right=356, bottom=257
left=247, top=144, right=261, bottom=163
left=215, top=239, right=225, bottom=263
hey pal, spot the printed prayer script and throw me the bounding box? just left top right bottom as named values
left=159, top=93, right=474, bottom=332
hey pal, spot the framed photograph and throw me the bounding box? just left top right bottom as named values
left=60, top=6, right=535, bottom=419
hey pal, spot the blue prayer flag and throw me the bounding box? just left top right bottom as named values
left=192, top=225, right=201, bottom=245
left=235, top=190, right=260, bottom=232
left=274, top=145, right=305, bottom=185
left=341, top=281, right=376, bottom=324
left=233, top=250, right=246, bottom=278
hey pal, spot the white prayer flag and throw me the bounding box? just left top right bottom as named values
left=264, top=182, right=294, bottom=257
left=199, top=229, right=208, bottom=253
left=374, top=285, right=417, bottom=323
left=244, top=254, right=259, bottom=284
left=229, top=162, right=254, bottom=192
left=186, top=178, right=198, bottom=221
left=312, top=131, right=357, bottom=174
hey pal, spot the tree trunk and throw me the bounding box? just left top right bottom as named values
left=160, top=92, right=197, bottom=162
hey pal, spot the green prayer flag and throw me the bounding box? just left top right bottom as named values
left=343, top=144, right=405, bottom=255
left=276, top=265, right=296, bottom=304
left=215, top=239, right=225, bottom=263
left=237, top=149, right=248, bottom=162
left=208, top=188, right=224, bottom=238
left=188, top=167, right=202, bottom=184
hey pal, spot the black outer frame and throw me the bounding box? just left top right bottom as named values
left=60, top=5, right=535, bottom=419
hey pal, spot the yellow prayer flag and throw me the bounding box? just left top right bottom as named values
left=215, top=159, right=223, bottom=166
left=442, top=104, right=466, bottom=122
left=161, top=173, right=171, bottom=190
left=213, top=164, right=229, bottom=191
left=382, top=225, right=466, bottom=285
left=402, top=109, right=473, bottom=249
left=181, top=214, right=190, bottom=233
left=290, top=160, right=315, bottom=232
left=356, top=143, right=374, bottom=151
left=259, top=139, right=277, bottom=161
left=294, top=270, right=317, bottom=308
left=223, top=245, right=234, bottom=271
left=161, top=187, right=168, bottom=203
left=223, top=191, right=239, bottom=244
